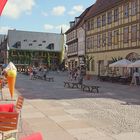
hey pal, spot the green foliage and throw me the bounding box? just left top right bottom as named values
left=111, top=56, right=123, bottom=63
left=84, top=55, right=94, bottom=71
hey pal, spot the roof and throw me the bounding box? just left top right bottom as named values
left=65, top=0, right=123, bottom=34
left=76, top=5, right=93, bottom=28
left=65, top=5, right=92, bottom=34
left=85, top=0, right=123, bottom=20
left=8, top=30, right=64, bottom=52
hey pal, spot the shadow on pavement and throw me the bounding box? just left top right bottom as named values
left=16, top=73, right=140, bottom=106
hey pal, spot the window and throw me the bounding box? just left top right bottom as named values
left=38, top=44, right=42, bottom=46
left=42, top=41, right=46, bottom=43
left=86, top=38, right=90, bottom=49
left=114, top=30, right=119, bottom=45
left=102, top=33, right=106, bottom=47
left=123, top=27, right=129, bottom=43
left=131, top=0, right=137, bottom=15
left=102, top=14, right=106, bottom=26
left=16, top=41, right=21, bottom=48
left=43, top=52, right=46, bottom=56
left=39, top=52, right=42, bottom=56
left=108, top=31, right=112, bottom=46
left=97, top=17, right=101, bottom=28
left=85, top=21, right=90, bottom=31
left=33, top=40, right=37, bottom=42
left=114, top=8, right=119, bottom=21
left=124, top=3, right=129, bottom=18
left=131, top=25, right=137, bottom=42
left=23, top=39, right=27, bottom=42
left=94, top=35, right=98, bottom=47
left=47, top=43, right=54, bottom=50
left=97, top=34, right=101, bottom=48
left=91, top=19, right=94, bottom=29
left=13, top=51, right=17, bottom=55
left=107, top=11, right=112, bottom=24
left=91, top=36, right=94, bottom=48
left=29, top=43, right=32, bottom=46
left=89, top=37, right=92, bottom=49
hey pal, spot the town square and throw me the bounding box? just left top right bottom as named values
left=0, top=0, right=140, bottom=140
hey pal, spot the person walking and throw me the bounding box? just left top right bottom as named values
left=130, top=69, right=140, bottom=86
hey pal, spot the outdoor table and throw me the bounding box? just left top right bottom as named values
left=120, top=77, right=130, bottom=84
left=99, top=75, right=109, bottom=81
left=109, top=76, right=121, bottom=83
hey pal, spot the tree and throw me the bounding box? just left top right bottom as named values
left=111, top=56, right=123, bottom=63
left=84, top=55, right=94, bottom=71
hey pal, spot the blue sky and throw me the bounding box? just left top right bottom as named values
left=0, top=0, right=96, bottom=34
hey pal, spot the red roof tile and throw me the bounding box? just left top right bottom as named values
left=85, top=0, right=123, bottom=20
left=65, top=0, right=123, bottom=34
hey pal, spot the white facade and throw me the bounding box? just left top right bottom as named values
left=77, top=27, right=85, bottom=56
left=8, top=30, right=64, bottom=52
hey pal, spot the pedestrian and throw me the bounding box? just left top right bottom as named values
left=130, top=69, right=140, bottom=86
left=29, top=67, right=33, bottom=80
left=68, top=69, right=73, bottom=81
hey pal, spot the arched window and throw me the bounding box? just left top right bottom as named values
left=126, top=52, right=140, bottom=62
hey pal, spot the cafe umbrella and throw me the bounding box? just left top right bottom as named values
left=127, top=60, right=140, bottom=68
left=109, top=59, right=132, bottom=67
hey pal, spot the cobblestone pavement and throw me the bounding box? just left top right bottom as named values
left=14, top=72, right=140, bottom=140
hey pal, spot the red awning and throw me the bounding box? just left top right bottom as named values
left=0, top=0, right=8, bottom=16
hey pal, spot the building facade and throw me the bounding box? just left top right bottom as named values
left=84, top=0, right=140, bottom=76
left=0, top=30, right=65, bottom=71
left=65, top=21, right=78, bottom=70
left=0, top=35, right=8, bottom=64
left=65, top=7, right=91, bottom=70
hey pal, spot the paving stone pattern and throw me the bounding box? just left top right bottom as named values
left=1, top=71, right=140, bottom=140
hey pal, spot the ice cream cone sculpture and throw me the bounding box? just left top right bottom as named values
left=7, top=70, right=17, bottom=99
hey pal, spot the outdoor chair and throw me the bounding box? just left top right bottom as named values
left=0, top=96, right=24, bottom=113
left=0, top=112, right=19, bottom=140
left=20, top=132, right=43, bottom=140
left=15, top=96, right=24, bottom=112
left=0, top=96, right=24, bottom=131
left=15, top=96, right=24, bottom=131
left=0, top=104, right=14, bottom=112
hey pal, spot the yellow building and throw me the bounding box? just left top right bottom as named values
left=85, top=0, right=140, bottom=76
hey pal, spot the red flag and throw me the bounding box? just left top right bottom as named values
left=0, top=0, right=7, bottom=16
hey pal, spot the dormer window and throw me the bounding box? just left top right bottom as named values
left=46, top=43, right=54, bottom=50
left=38, top=44, right=42, bottom=46
left=29, top=43, right=32, bottom=46
left=33, top=40, right=37, bottom=42
left=13, top=41, right=21, bottom=48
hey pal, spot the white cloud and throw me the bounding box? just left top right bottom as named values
left=3, top=0, right=35, bottom=19
left=68, top=5, right=84, bottom=15
left=44, top=24, right=54, bottom=30
left=73, top=5, right=84, bottom=12
left=44, top=24, right=69, bottom=33
left=52, top=6, right=66, bottom=16
left=56, top=24, right=69, bottom=33
left=0, top=26, right=14, bottom=34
